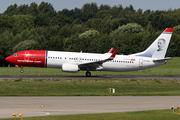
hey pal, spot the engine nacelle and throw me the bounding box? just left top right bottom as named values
left=62, top=64, right=79, bottom=73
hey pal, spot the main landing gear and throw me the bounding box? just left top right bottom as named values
left=86, top=71, right=91, bottom=77
left=20, top=66, right=24, bottom=73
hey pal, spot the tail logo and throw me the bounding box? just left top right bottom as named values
left=152, top=38, right=166, bottom=58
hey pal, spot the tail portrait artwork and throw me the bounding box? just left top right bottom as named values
left=131, top=28, right=173, bottom=58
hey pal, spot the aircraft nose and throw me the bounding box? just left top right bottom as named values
left=5, top=56, right=12, bottom=63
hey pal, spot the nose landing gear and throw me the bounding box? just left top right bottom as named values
left=86, top=71, right=91, bottom=77
left=20, top=66, right=24, bottom=73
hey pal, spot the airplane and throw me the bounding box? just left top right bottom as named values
left=5, top=28, right=173, bottom=77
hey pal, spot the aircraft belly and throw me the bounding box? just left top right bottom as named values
left=102, top=63, right=139, bottom=72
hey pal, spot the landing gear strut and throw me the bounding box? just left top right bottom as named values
left=86, top=71, right=91, bottom=77
left=20, top=66, right=24, bottom=73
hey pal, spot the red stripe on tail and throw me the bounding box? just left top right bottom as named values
left=164, top=28, right=173, bottom=33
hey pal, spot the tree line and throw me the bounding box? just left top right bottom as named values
left=0, top=2, right=180, bottom=66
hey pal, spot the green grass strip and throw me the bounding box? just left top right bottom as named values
left=1, top=79, right=180, bottom=96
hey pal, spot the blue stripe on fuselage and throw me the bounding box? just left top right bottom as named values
left=45, top=51, right=48, bottom=68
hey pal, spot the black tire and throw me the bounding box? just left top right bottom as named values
left=86, top=71, right=91, bottom=77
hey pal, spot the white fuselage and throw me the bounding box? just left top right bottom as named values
left=46, top=51, right=165, bottom=72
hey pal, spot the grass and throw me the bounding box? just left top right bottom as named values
left=1, top=78, right=180, bottom=96
left=2, top=57, right=180, bottom=75
left=2, top=109, right=180, bottom=120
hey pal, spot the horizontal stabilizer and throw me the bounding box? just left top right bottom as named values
left=153, top=57, right=171, bottom=62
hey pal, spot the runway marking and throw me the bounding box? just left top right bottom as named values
left=0, top=101, right=44, bottom=110
left=42, top=100, right=180, bottom=109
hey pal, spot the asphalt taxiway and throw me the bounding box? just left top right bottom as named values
left=0, top=75, right=180, bottom=79
left=1, top=96, right=180, bottom=118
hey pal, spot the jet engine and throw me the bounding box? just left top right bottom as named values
left=62, top=64, right=79, bottom=73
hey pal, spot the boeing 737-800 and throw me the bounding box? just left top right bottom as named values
left=5, top=28, right=173, bottom=77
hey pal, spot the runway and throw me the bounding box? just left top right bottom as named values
left=1, top=96, right=180, bottom=118
left=0, top=75, right=180, bottom=79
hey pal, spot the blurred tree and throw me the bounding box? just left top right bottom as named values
left=38, top=1, right=56, bottom=18
left=16, top=4, right=29, bottom=15
left=4, top=4, right=18, bottom=16
left=79, top=29, right=100, bottom=38
left=43, top=35, right=64, bottom=51
left=0, top=15, right=14, bottom=29
left=0, top=31, right=14, bottom=66
left=99, top=4, right=111, bottom=11
left=110, top=23, right=143, bottom=37
left=12, top=15, right=34, bottom=33
left=34, top=15, right=49, bottom=27
left=82, top=3, right=98, bottom=13
left=27, top=2, right=38, bottom=16
left=50, top=12, right=72, bottom=27
left=13, top=40, right=39, bottom=53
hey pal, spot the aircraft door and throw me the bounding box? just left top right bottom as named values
left=24, top=52, right=30, bottom=62
left=75, top=57, right=78, bottom=62
left=139, top=58, right=143, bottom=67
left=79, top=57, right=82, bottom=63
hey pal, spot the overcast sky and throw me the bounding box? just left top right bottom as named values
left=0, top=0, right=180, bottom=13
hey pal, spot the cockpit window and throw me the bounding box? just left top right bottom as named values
left=13, top=54, right=19, bottom=56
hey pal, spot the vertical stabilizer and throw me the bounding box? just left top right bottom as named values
left=131, top=28, right=173, bottom=58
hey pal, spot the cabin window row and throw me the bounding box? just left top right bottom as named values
left=48, top=56, right=62, bottom=59
left=110, top=60, right=134, bottom=63
left=48, top=56, right=134, bottom=64
left=30, top=56, right=45, bottom=58
left=69, top=58, right=101, bottom=61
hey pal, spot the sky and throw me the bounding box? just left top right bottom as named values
left=0, top=0, right=180, bottom=13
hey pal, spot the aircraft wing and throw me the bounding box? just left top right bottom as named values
left=78, top=48, right=118, bottom=70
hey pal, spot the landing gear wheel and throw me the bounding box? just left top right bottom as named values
left=86, top=71, right=91, bottom=77
left=20, top=66, right=24, bottom=73
left=20, top=70, right=24, bottom=73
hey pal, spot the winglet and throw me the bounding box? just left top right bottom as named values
left=164, top=28, right=173, bottom=33
left=110, top=48, right=118, bottom=58
left=108, top=47, right=114, bottom=53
